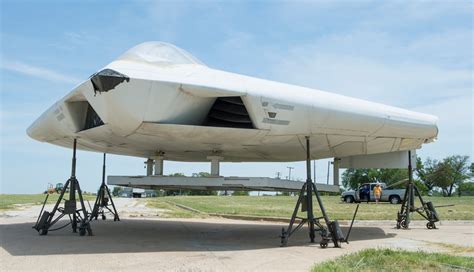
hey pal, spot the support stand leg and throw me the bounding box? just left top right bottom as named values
left=90, top=153, right=120, bottom=221
left=281, top=137, right=347, bottom=248
left=396, top=150, right=439, bottom=230
left=33, top=139, right=92, bottom=236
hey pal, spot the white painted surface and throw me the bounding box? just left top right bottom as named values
left=27, top=42, right=438, bottom=162
left=339, top=150, right=417, bottom=169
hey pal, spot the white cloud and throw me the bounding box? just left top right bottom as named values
left=414, top=95, right=473, bottom=159
left=257, top=22, right=471, bottom=107
left=267, top=47, right=471, bottom=106
left=1, top=60, right=80, bottom=84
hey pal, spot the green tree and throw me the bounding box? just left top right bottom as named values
left=416, top=157, right=438, bottom=191
left=413, top=179, right=428, bottom=195
left=342, top=168, right=407, bottom=190
left=192, top=172, right=211, bottom=177
left=432, top=155, right=470, bottom=197
left=377, top=169, right=408, bottom=188
left=277, top=191, right=291, bottom=196
left=112, top=186, right=123, bottom=196
left=458, top=182, right=474, bottom=196
left=449, top=156, right=471, bottom=194
left=342, top=169, right=373, bottom=189
left=232, top=191, right=250, bottom=196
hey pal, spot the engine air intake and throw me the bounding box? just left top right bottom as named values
left=84, top=104, right=104, bottom=130
left=203, top=97, right=254, bottom=129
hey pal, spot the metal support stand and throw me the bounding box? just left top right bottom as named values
left=90, top=153, right=120, bottom=221
left=280, top=137, right=358, bottom=248
left=33, top=139, right=93, bottom=236
left=396, top=150, right=440, bottom=230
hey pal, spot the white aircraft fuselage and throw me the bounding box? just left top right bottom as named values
left=27, top=42, right=438, bottom=162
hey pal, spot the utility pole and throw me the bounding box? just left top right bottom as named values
left=276, top=171, right=281, bottom=179
left=287, top=166, right=294, bottom=180
left=313, top=160, right=316, bottom=183
left=327, top=161, right=331, bottom=185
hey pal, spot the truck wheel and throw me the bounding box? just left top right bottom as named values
left=344, top=196, right=354, bottom=203
left=389, top=196, right=401, bottom=204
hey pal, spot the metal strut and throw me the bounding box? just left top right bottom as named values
left=90, top=153, right=120, bottom=221
left=33, top=139, right=93, bottom=236
left=280, top=136, right=350, bottom=248
left=396, top=150, right=440, bottom=230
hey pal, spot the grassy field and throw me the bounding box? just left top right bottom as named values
left=312, top=248, right=474, bottom=272
left=0, top=194, right=96, bottom=210
left=1, top=194, right=473, bottom=220
left=146, top=195, right=474, bottom=220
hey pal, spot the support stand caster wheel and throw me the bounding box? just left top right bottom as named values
left=320, top=240, right=328, bottom=248
left=39, top=229, right=48, bottom=236
left=426, top=222, right=435, bottom=229
left=102, top=215, right=106, bottom=220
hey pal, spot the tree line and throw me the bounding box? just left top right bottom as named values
left=342, top=155, right=473, bottom=197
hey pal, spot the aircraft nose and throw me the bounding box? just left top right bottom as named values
left=27, top=119, right=42, bottom=141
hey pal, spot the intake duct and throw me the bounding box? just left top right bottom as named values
left=203, top=97, right=254, bottom=129
left=83, top=103, right=104, bottom=130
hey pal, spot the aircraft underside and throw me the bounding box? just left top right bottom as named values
left=43, top=122, right=425, bottom=162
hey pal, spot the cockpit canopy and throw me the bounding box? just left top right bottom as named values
left=117, top=41, right=206, bottom=66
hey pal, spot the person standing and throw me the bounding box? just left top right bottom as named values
left=360, top=184, right=370, bottom=203
left=374, top=184, right=383, bottom=204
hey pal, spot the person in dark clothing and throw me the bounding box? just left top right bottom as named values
left=359, top=184, right=370, bottom=203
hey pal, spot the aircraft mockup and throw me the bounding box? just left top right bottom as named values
left=27, top=41, right=438, bottom=163
left=28, top=42, right=440, bottom=245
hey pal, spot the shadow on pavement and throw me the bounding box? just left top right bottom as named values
left=0, top=219, right=395, bottom=256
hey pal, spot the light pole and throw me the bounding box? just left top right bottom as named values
left=287, top=166, right=294, bottom=181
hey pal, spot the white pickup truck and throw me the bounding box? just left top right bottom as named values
left=341, top=182, right=405, bottom=204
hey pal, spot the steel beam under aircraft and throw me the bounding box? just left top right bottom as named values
left=108, top=176, right=340, bottom=193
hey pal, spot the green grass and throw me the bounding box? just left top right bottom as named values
left=312, top=248, right=474, bottom=272
left=0, top=194, right=96, bottom=210
left=146, top=195, right=474, bottom=220
left=2, top=194, right=472, bottom=221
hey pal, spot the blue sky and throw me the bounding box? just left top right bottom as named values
left=1, top=1, right=472, bottom=194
